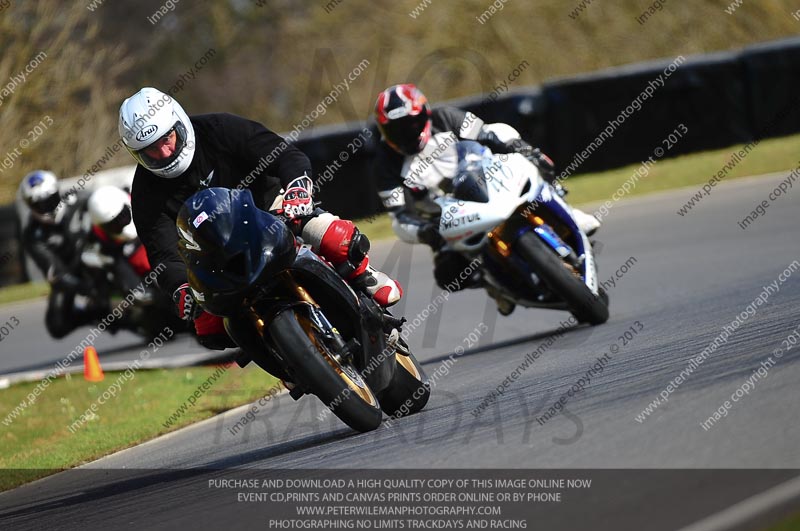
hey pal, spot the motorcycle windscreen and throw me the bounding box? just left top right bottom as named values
left=451, top=141, right=490, bottom=203
left=177, top=187, right=296, bottom=313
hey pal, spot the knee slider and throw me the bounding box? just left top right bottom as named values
left=313, top=218, right=371, bottom=278
left=337, top=228, right=370, bottom=279
left=349, top=230, right=370, bottom=265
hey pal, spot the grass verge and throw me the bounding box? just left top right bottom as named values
left=0, top=364, right=280, bottom=491
left=357, top=132, right=800, bottom=242
left=762, top=512, right=800, bottom=531
left=0, top=282, right=49, bottom=305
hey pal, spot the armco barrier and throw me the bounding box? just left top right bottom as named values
left=295, top=123, right=383, bottom=221
left=741, top=38, right=800, bottom=138
left=541, top=51, right=751, bottom=173
left=0, top=205, right=26, bottom=286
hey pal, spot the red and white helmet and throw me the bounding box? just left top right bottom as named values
left=374, top=84, right=432, bottom=155
left=118, top=87, right=195, bottom=179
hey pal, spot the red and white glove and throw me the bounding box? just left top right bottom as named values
left=173, top=282, right=202, bottom=321
left=282, top=175, right=314, bottom=220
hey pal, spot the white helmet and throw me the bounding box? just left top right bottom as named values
left=88, top=185, right=137, bottom=241
left=19, top=170, right=62, bottom=223
left=118, top=87, right=195, bottom=179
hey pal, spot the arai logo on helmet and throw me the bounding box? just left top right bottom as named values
left=135, top=124, right=158, bottom=142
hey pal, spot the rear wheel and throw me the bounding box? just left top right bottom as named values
left=268, top=309, right=383, bottom=433
left=517, top=232, right=609, bottom=325
left=377, top=337, right=431, bottom=418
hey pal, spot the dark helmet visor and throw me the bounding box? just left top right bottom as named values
left=136, top=122, right=189, bottom=170
left=101, top=204, right=133, bottom=235
left=29, top=192, right=61, bottom=215
left=378, top=112, right=430, bottom=155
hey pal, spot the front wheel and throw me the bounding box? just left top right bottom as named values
left=377, top=337, right=431, bottom=418
left=267, top=309, right=383, bottom=433
left=516, top=232, right=609, bottom=325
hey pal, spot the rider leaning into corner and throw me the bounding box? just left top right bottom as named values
left=83, top=185, right=152, bottom=294
left=371, top=84, right=601, bottom=312
left=19, top=170, right=106, bottom=338
left=119, top=87, right=403, bottom=350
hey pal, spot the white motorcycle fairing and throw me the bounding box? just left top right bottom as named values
left=429, top=144, right=600, bottom=309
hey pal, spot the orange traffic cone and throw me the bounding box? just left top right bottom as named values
left=83, top=346, right=104, bottom=382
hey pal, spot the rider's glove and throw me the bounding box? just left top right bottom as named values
left=476, top=128, right=513, bottom=154
left=81, top=246, right=114, bottom=269
left=527, top=147, right=557, bottom=183
left=282, top=175, right=314, bottom=221
left=417, top=222, right=446, bottom=251
left=173, top=282, right=202, bottom=321
left=502, top=138, right=557, bottom=184
left=47, top=265, right=85, bottom=292
left=507, top=138, right=534, bottom=158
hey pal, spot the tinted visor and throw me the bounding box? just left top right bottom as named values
left=101, top=204, right=132, bottom=235
left=29, top=192, right=61, bottom=215
left=136, top=121, right=188, bottom=170
left=379, top=112, right=430, bottom=155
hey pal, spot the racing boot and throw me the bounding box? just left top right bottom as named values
left=572, top=208, right=601, bottom=236
left=280, top=379, right=305, bottom=400
left=485, top=285, right=516, bottom=316
left=350, top=261, right=403, bottom=307
left=304, top=214, right=403, bottom=307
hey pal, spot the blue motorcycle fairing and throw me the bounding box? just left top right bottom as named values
left=177, top=187, right=297, bottom=316
left=533, top=226, right=572, bottom=259
left=519, top=186, right=588, bottom=270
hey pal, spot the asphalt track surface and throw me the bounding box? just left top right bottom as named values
left=0, top=300, right=205, bottom=377
left=1, top=173, right=799, bottom=530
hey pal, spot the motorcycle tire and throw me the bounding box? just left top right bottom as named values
left=267, top=309, right=383, bottom=433
left=517, top=231, right=609, bottom=325
left=377, top=338, right=430, bottom=418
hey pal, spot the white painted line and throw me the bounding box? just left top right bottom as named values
left=0, top=350, right=234, bottom=385
left=676, top=474, right=800, bottom=531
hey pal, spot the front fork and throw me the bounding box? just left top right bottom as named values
left=486, top=202, right=583, bottom=283
left=248, top=271, right=350, bottom=361
left=246, top=271, right=395, bottom=393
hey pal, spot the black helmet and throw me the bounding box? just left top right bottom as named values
left=374, top=84, right=432, bottom=155
left=176, top=187, right=297, bottom=316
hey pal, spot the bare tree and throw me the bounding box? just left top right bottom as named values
left=0, top=2, right=131, bottom=203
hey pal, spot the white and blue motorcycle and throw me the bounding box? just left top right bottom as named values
left=431, top=140, right=609, bottom=324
